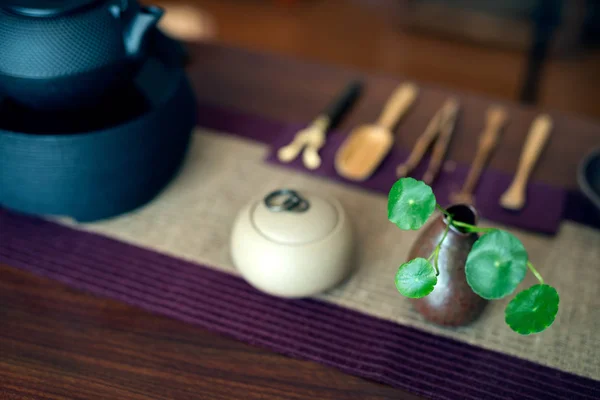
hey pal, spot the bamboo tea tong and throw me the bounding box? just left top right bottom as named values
left=396, top=98, right=460, bottom=184
left=450, top=105, right=508, bottom=205
left=278, top=80, right=363, bottom=169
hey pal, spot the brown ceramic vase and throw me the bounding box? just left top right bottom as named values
left=408, top=204, right=488, bottom=326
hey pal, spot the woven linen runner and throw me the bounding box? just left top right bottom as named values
left=1, top=128, right=599, bottom=399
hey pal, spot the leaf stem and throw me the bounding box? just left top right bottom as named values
left=432, top=248, right=440, bottom=275
left=527, top=261, right=544, bottom=284
left=438, top=216, right=452, bottom=248
left=431, top=248, right=439, bottom=275
left=436, top=203, right=452, bottom=218
left=429, top=215, right=452, bottom=276
left=451, top=220, right=496, bottom=233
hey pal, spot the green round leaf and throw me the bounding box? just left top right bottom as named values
left=387, top=178, right=436, bottom=230
left=505, top=284, right=559, bottom=335
left=395, top=258, right=437, bottom=298
left=465, top=230, right=528, bottom=299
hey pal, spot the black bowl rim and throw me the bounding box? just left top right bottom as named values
left=577, top=146, right=600, bottom=211
left=0, top=55, right=181, bottom=140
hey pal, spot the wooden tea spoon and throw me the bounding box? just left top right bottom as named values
left=334, top=83, right=419, bottom=181
left=450, top=105, right=508, bottom=205
left=500, top=114, right=552, bottom=210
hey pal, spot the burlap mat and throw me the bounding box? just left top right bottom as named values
left=57, top=128, right=600, bottom=380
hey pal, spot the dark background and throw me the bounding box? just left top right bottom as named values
left=149, top=0, right=600, bottom=121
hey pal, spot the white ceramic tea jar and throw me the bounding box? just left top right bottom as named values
left=230, top=189, right=354, bottom=298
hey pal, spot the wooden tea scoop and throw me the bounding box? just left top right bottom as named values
left=396, top=98, right=459, bottom=184
left=450, top=106, right=508, bottom=205
left=500, top=114, right=552, bottom=210
left=334, top=83, right=419, bottom=181
left=278, top=80, right=363, bottom=169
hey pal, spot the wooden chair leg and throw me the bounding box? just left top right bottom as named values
left=519, top=0, right=562, bottom=104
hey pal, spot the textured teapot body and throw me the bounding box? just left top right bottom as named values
left=408, top=204, right=488, bottom=326
left=0, top=0, right=162, bottom=109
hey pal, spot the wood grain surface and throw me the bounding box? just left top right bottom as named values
left=0, top=265, right=414, bottom=400
left=1, top=42, right=599, bottom=400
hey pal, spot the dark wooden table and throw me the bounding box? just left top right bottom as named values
left=1, top=42, right=599, bottom=400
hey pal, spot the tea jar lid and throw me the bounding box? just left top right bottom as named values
left=3, top=0, right=101, bottom=17
left=252, top=189, right=339, bottom=245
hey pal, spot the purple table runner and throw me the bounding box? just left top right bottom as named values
left=1, top=209, right=599, bottom=399
left=1, top=102, right=599, bottom=399
left=196, top=102, right=289, bottom=145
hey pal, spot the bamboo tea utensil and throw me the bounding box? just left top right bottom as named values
left=396, top=98, right=459, bottom=184
left=500, top=114, right=552, bottom=210
left=278, top=80, right=363, bottom=169
left=450, top=105, right=508, bottom=205
left=334, top=82, right=419, bottom=181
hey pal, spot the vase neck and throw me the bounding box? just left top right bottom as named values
left=443, top=204, right=478, bottom=235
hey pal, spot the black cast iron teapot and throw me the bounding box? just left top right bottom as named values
left=0, top=0, right=163, bottom=110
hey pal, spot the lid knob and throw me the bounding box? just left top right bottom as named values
left=264, top=189, right=310, bottom=213
left=252, top=189, right=339, bottom=245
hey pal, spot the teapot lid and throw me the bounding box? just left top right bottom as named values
left=3, top=0, right=102, bottom=17
left=252, top=189, right=339, bottom=245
